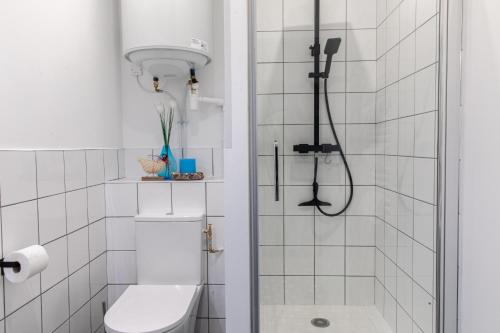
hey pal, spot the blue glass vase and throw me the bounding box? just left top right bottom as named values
left=158, top=146, right=177, bottom=180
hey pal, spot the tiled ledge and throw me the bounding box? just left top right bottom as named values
left=106, top=178, right=224, bottom=184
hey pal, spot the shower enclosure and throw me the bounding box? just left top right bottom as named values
left=251, top=0, right=443, bottom=332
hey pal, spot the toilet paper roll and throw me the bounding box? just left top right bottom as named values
left=4, top=245, right=49, bottom=283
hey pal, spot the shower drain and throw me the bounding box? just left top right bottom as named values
left=311, top=318, right=331, bottom=328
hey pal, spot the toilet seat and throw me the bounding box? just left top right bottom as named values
left=105, top=285, right=199, bottom=333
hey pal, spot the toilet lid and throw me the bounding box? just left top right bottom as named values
left=105, top=285, right=198, bottom=333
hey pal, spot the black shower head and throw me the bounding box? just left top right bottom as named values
left=323, top=38, right=342, bottom=78
left=324, top=38, right=342, bottom=56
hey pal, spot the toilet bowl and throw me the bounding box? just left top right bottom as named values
left=105, top=285, right=203, bottom=333
left=104, top=214, right=205, bottom=333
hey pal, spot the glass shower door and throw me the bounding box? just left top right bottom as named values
left=253, top=0, right=441, bottom=332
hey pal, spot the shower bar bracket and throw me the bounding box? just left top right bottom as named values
left=293, top=143, right=340, bottom=154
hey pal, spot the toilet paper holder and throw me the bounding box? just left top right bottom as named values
left=0, top=259, right=21, bottom=276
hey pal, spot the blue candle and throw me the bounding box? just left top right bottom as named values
left=179, top=158, right=196, bottom=173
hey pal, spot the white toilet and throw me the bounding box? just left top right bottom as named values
left=105, top=214, right=205, bottom=333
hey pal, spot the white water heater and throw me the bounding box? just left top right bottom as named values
left=121, top=0, right=213, bottom=78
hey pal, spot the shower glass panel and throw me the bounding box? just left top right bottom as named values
left=253, top=0, right=440, bottom=332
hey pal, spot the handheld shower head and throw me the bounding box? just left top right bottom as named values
left=323, top=38, right=342, bottom=78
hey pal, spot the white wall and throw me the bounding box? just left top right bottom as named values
left=0, top=0, right=122, bottom=149
left=460, top=1, right=500, bottom=332
left=121, top=0, right=225, bottom=149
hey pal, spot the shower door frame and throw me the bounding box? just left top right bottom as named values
left=246, top=1, right=464, bottom=333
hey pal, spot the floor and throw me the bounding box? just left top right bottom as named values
left=260, top=305, right=393, bottom=333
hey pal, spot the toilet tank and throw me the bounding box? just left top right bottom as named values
left=135, top=214, right=204, bottom=285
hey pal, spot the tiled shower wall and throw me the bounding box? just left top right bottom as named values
left=257, top=0, right=379, bottom=306
left=105, top=180, right=225, bottom=333
left=375, top=0, right=439, bottom=332
left=0, top=149, right=122, bottom=333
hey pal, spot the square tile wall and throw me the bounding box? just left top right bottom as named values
left=0, top=149, right=121, bottom=333
left=106, top=180, right=225, bottom=333
left=256, top=0, right=378, bottom=306
left=375, top=0, right=439, bottom=332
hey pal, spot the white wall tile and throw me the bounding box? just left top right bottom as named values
left=347, top=186, right=375, bottom=215
left=105, top=183, right=138, bottom=217
left=257, top=32, right=283, bottom=63
left=64, top=151, right=87, bottom=191
left=106, top=218, right=136, bottom=251
left=257, top=125, right=283, bottom=156
left=90, top=254, right=107, bottom=297
left=284, top=216, right=314, bottom=245
left=259, top=216, right=283, bottom=246
left=398, top=156, right=414, bottom=196
left=0, top=151, right=37, bottom=206
left=346, top=216, right=375, bottom=246
left=399, top=75, right=415, bottom=117
left=384, top=291, right=397, bottom=332
left=66, top=189, right=88, bottom=233
left=256, top=0, right=282, bottom=31
left=346, top=93, right=376, bottom=124
left=54, top=321, right=69, bottom=333
left=260, top=276, right=284, bottom=305
left=415, top=16, right=437, bottom=70
left=413, top=241, right=434, bottom=294
left=399, top=33, right=416, bottom=79
left=346, top=247, right=375, bottom=276
left=397, top=268, right=413, bottom=314
left=38, top=194, right=66, bottom=244
left=400, top=0, right=416, bottom=38
left=315, top=276, right=344, bottom=305
left=4, top=273, right=41, bottom=316
left=259, top=247, right=283, bottom=275
left=90, top=287, right=107, bottom=332
left=315, top=216, right=345, bottom=246
left=207, top=182, right=224, bottom=216
left=414, top=158, right=435, bottom=203
left=138, top=182, right=172, bottom=215
left=347, top=30, right=377, bottom=61
left=385, top=258, right=397, bottom=296
left=104, top=150, right=119, bottom=181
left=398, top=195, right=414, bottom=237
left=172, top=182, right=206, bottom=215
left=36, top=151, right=65, bottom=198
left=285, top=246, right=314, bottom=275
left=386, top=8, right=400, bottom=49
left=86, top=150, right=105, bottom=187
left=69, top=265, right=90, bottom=315
left=5, top=297, right=42, bottom=333
left=87, top=185, right=105, bottom=223
left=69, top=302, right=91, bottom=333
left=41, top=237, right=68, bottom=292
left=67, top=227, right=89, bottom=274
left=207, top=216, right=224, bottom=251
left=398, top=232, right=413, bottom=275
left=346, top=61, right=377, bottom=92
left=398, top=116, right=415, bottom=156
left=413, top=283, right=434, bottom=333
left=42, top=279, right=69, bottom=333
left=375, top=279, right=385, bottom=314
left=208, top=285, right=225, bottom=318
left=416, top=0, right=437, bottom=26
left=257, top=95, right=284, bottom=125
left=346, top=277, right=374, bottom=305
left=208, top=252, right=225, bottom=285
left=2, top=200, right=38, bottom=255
left=107, top=251, right=137, bottom=284
left=257, top=63, right=283, bottom=94
left=315, top=246, right=344, bottom=275
left=414, top=200, right=435, bottom=250
left=89, top=219, right=106, bottom=260
left=258, top=186, right=283, bottom=216
left=414, top=111, right=436, bottom=157
left=347, top=0, right=377, bottom=29
left=397, top=304, right=413, bottom=333
left=415, top=64, right=437, bottom=114
left=284, top=276, right=314, bottom=305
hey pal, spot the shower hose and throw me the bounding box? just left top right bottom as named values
left=314, top=79, right=354, bottom=217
